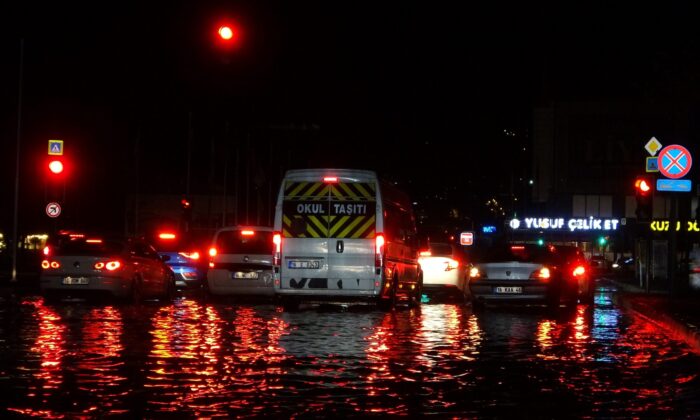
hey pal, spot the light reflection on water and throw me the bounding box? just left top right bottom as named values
left=2, top=293, right=699, bottom=417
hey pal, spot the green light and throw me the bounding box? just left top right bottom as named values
left=598, top=236, right=607, bottom=246
left=537, top=238, right=544, bottom=246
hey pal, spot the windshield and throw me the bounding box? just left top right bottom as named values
left=216, top=231, right=273, bottom=255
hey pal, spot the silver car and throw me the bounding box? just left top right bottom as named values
left=206, top=226, right=274, bottom=297
left=468, top=243, right=578, bottom=309
left=40, top=234, right=175, bottom=302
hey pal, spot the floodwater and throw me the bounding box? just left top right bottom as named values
left=0, top=285, right=699, bottom=417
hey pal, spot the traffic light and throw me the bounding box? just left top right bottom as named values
left=536, top=238, right=545, bottom=246
left=634, top=176, right=653, bottom=220
left=597, top=236, right=608, bottom=247
left=48, top=159, right=64, bottom=175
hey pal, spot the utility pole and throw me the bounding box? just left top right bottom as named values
left=11, top=38, right=24, bottom=283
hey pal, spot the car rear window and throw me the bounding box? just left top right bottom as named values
left=474, top=245, right=551, bottom=263
left=53, top=239, right=126, bottom=256
left=429, top=243, right=453, bottom=256
left=216, top=231, right=273, bottom=254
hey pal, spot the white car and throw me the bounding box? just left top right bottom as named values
left=419, top=242, right=468, bottom=299
left=206, top=226, right=275, bottom=297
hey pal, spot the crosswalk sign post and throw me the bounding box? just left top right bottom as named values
left=48, top=139, right=63, bottom=156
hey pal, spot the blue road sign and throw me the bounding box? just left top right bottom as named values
left=645, top=157, right=659, bottom=172
left=48, top=140, right=64, bottom=156
left=658, top=144, right=692, bottom=179
left=657, top=179, right=692, bottom=192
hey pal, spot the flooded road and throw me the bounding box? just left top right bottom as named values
left=1, top=284, right=699, bottom=417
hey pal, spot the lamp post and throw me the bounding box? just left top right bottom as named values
left=11, top=38, right=24, bottom=283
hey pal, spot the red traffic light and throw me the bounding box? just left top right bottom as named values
left=48, top=160, right=64, bottom=175
left=181, top=198, right=191, bottom=209
left=634, top=178, right=651, bottom=194
left=218, top=25, right=234, bottom=40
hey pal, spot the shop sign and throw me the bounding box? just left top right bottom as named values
left=508, top=217, right=621, bottom=232
left=649, top=220, right=700, bottom=232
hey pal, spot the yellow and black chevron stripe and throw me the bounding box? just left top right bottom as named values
left=331, top=182, right=376, bottom=201
left=284, top=181, right=330, bottom=201
left=282, top=181, right=377, bottom=239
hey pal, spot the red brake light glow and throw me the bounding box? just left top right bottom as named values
left=419, top=250, right=431, bottom=257
left=43, top=246, right=50, bottom=256
left=538, top=267, right=551, bottom=280
left=105, top=261, right=121, bottom=271
left=511, top=245, right=525, bottom=250
left=375, top=234, right=385, bottom=268
left=323, top=176, right=338, bottom=183
left=273, top=232, right=282, bottom=266
left=86, top=239, right=103, bottom=243
left=209, top=247, right=218, bottom=257
left=573, top=265, right=586, bottom=277
left=179, top=251, right=200, bottom=260
left=241, top=230, right=255, bottom=236
left=469, top=267, right=480, bottom=278
left=41, top=260, right=50, bottom=269
left=94, top=262, right=105, bottom=269
left=159, top=232, right=176, bottom=240
left=50, top=261, right=60, bottom=269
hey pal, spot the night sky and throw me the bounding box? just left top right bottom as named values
left=2, top=2, right=699, bottom=232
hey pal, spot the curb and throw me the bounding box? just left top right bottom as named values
left=609, top=279, right=700, bottom=354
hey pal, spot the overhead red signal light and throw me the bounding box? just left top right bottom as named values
left=48, top=160, right=64, bottom=174
left=635, top=178, right=651, bottom=193
left=218, top=25, right=234, bottom=40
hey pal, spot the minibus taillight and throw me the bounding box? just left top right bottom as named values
left=273, top=232, right=282, bottom=266
left=572, top=265, right=586, bottom=277
left=375, top=234, right=385, bottom=268
left=323, top=176, right=338, bottom=183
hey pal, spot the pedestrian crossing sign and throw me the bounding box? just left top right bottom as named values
left=48, top=140, right=63, bottom=156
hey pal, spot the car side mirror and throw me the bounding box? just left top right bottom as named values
left=160, top=254, right=171, bottom=262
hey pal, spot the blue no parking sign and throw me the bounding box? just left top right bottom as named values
left=658, top=144, right=692, bottom=179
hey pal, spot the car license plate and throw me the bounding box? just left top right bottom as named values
left=62, top=277, right=89, bottom=285
left=495, top=286, right=522, bottom=294
left=288, top=260, right=320, bottom=269
left=233, top=271, right=259, bottom=279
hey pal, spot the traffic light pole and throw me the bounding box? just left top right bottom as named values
left=669, top=195, right=678, bottom=295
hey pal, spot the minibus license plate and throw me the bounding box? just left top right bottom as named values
left=495, top=286, right=522, bottom=294
left=288, top=260, right=320, bottom=269
left=63, top=277, right=89, bottom=285
left=233, top=271, right=259, bottom=279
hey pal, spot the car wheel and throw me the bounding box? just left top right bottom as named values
left=165, top=277, right=176, bottom=302
left=409, top=277, right=423, bottom=308
left=130, top=276, right=143, bottom=305
left=581, top=281, right=595, bottom=304
left=378, top=277, right=398, bottom=311
left=546, top=289, right=560, bottom=310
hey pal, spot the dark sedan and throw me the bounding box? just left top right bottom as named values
left=468, top=243, right=579, bottom=309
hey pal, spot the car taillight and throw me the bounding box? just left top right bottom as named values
left=105, top=261, right=121, bottom=271
left=179, top=251, right=200, bottom=260
left=469, top=267, right=481, bottom=279
left=41, top=260, right=60, bottom=269
left=43, top=246, right=50, bottom=256
left=94, top=261, right=121, bottom=270
left=445, top=258, right=459, bottom=271
left=273, top=232, right=282, bottom=266
left=209, top=247, right=217, bottom=257
left=159, top=232, right=176, bottom=240
left=241, top=230, right=255, bottom=236
left=375, top=234, right=385, bottom=268
left=572, top=265, right=586, bottom=277
left=419, top=250, right=431, bottom=257
left=531, top=267, right=551, bottom=281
